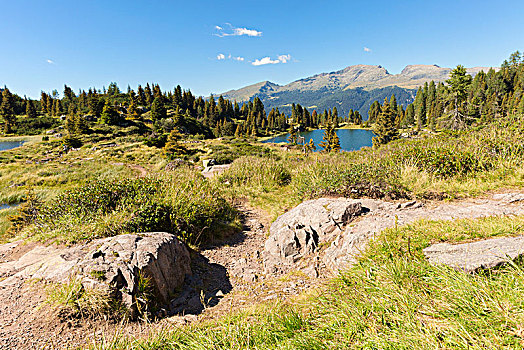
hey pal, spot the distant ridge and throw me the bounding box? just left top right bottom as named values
left=218, top=63, right=496, bottom=119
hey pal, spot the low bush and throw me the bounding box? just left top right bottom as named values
left=402, top=145, right=489, bottom=177
left=291, top=155, right=408, bottom=199
left=219, top=156, right=291, bottom=191
left=14, top=116, right=61, bottom=135
left=25, top=170, right=238, bottom=244
left=207, top=141, right=275, bottom=165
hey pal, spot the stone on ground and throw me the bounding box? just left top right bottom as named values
left=263, top=198, right=362, bottom=273
left=423, top=235, right=524, bottom=273
left=0, top=233, right=191, bottom=316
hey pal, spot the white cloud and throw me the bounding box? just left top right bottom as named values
left=252, top=54, right=292, bottom=66
left=233, top=27, right=261, bottom=37
left=214, top=23, right=262, bottom=37
left=363, top=47, right=372, bottom=52
left=216, top=53, right=245, bottom=62
left=278, top=54, right=291, bottom=63
left=46, top=59, right=55, bottom=64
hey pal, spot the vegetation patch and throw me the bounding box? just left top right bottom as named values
left=97, top=215, right=524, bottom=349
left=20, top=169, right=238, bottom=245
left=45, top=278, right=125, bottom=320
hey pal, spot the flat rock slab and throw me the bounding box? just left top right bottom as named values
left=202, top=164, right=232, bottom=178
left=423, top=235, right=524, bottom=273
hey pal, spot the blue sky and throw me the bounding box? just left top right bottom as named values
left=1, top=0, right=523, bottom=98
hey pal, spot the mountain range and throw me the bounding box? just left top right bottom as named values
left=219, top=64, right=496, bottom=119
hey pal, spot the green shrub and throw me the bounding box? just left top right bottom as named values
left=14, top=116, right=61, bottom=135
left=220, top=156, right=291, bottom=191
left=61, top=135, right=83, bottom=148
left=291, top=156, right=408, bottom=200
left=28, top=172, right=238, bottom=244
left=402, top=146, right=489, bottom=177
left=208, top=142, right=275, bottom=165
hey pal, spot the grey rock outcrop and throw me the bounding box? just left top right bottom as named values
left=0, top=233, right=191, bottom=316
left=423, top=236, right=524, bottom=273
left=263, top=198, right=362, bottom=272
left=264, top=194, right=524, bottom=275
left=76, top=233, right=191, bottom=311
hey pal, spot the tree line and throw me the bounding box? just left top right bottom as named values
left=371, top=51, right=524, bottom=146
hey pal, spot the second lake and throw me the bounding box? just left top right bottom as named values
left=262, top=129, right=375, bottom=152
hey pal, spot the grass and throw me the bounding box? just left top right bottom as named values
left=15, top=169, right=239, bottom=245
left=0, top=134, right=43, bottom=144
left=214, top=116, right=524, bottom=215
left=92, top=215, right=524, bottom=349
left=45, top=278, right=124, bottom=320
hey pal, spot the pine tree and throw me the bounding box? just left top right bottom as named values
left=287, top=123, right=298, bottom=144
left=319, top=123, right=339, bottom=152
left=445, top=65, right=473, bottom=129
left=0, top=88, right=16, bottom=134
left=304, top=139, right=316, bottom=154
left=163, top=128, right=187, bottom=160
left=403, top=104, right=415, bottom=127
left=331, top=128, right=340, bottom=152
left=414, top=87, right=426, bottom=130
left=65, top=114, right=76, bottom=134
left=373, top=98, right=399, bottom=147
left=151, top=97, right=167, bottom=123
left=128, top=99, right=140, bottom=119
left=25, top=99, right=36, bottom=118
left=40, top=92, right=48, bottom=114
left=100, top=101, right=119, bottom=125
left=74, top=114, right=89, bottom=134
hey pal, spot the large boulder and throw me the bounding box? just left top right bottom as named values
left=263, top=198, right=362, bottom=273
left=76, top=233, right=191, bottom=312
left=423, top=235, right=524, bottom=273
left=0, top=233, right=191, bottom=317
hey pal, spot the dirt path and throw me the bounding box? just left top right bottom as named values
left=1, top=193, right=524, bottom=349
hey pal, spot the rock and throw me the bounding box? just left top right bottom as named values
left=423, top=235, right=524, bottom=273
left=263, top=198, right=362, bottom=273
left=323, top=196, right=524, bottom=271
left=202, top=159, right=216, bottom=168
left=0, top=233, right=191, bottom=318
left=77, top=233, right=191, bottom=315
left=201, top=164, right=232, bottom=178
left=165, top=159, right=185, bottom=171
left=492, top=193, right=524, bottom=203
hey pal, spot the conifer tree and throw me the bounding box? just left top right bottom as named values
left=304, top=138, right=316, bottom=154
left=25, top=99, right=36, bottom=118
left=163, top=128, right=187, bottom=160
left=373, top=98, right=399, bottom=147
left=287, top=123, right=298, bottom=144
left=40, top=92, right=48, bottom=114
left=151, top=97, right=167, bottom=123
left=100, top=101, right=119, bottom=125
left=403, top=104, right=415, bottom=127
left=414, top=87, right=426, bottom=130
left=445, top=65, right=473, bottom=129
left=0, top=88, right=16, bottom=134
left=319, top=123, right=339, bottom=152
left=74, top=114, right=89, bottom=134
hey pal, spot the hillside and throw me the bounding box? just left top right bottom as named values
left=220, top=64, right=496, bottom=118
